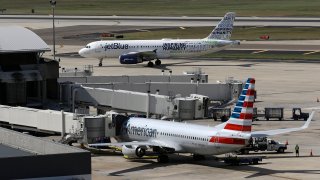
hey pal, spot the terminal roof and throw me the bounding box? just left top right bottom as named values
left=0, top=26, right=50, bottom=53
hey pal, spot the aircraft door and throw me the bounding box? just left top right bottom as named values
left=94, top=43, right=105, bottom=57
left=113, top=115, right=129, bottom=136
left=209, top=132, right=221, bottom=154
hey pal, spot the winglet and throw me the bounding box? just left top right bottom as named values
left=251, top=111, right=315, bottom=137
left=301, top=111, right=314, bottom=129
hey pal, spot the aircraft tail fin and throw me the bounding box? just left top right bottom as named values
left=223, top=78, right=255, bottom=133
left=206, top=12, right=235, bottom=40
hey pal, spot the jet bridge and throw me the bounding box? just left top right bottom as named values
left=0, top=105, right=124, bottom=144
left=59, top=83, right=242, bottom=120
left=63, top=85, right=209, bottom=120
left=58, top=72, right=243, bottom=120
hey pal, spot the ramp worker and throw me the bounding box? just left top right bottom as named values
left=295, top=144, right=300, bottom=157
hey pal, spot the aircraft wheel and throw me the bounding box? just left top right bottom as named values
left=193, top=154, right=206, bottom=161
left=157, top=155, right=169, bottom=163
left=98, top=62, right=102, bottom=67
left=147, top=61, right=154, bottom=67
left=155, top=59, right=161, bottom=66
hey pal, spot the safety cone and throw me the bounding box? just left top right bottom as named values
left=285, top=140, right=288, bottom=146
left=310, top=149, right=313, bottom=156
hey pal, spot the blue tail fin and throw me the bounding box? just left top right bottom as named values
left=223, top=78, right=255, bottom=132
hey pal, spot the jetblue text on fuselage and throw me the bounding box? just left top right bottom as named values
left=104, top=43, right=129, bottom=51
left=162, top=43, right=186, bottom=51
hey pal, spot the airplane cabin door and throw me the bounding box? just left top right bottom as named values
left=212, top=132, right=221, bottom=154
left=95, top=43, right=105, bottom=57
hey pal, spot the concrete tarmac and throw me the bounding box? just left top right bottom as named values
left=54, top=46, right=320, bottom=179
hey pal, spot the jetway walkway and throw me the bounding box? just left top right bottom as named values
left=60, top=82, right=242, bottom=120
left=0, top=105, right=97, bottom=135
left=58, top=73, right=208, bottom=84
left=58, top=72, right=243, bottom=120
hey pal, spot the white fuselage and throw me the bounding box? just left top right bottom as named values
left=120, top=117, right=250, bottom=155
left=79, top=38, right=236, bottom=60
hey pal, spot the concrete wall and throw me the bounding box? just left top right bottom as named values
left=0, top=127, right=91, bottom=179
left=0, top=127, right=84, bottom=154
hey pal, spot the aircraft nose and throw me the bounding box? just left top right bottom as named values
left=78, top=48, right=87, bottom=57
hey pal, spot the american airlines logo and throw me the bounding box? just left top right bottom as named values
left=104, top=43, right=129, bottom=50
left=127, top=124, right=157, bottom=137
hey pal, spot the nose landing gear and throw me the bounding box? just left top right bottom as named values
left=98, top=58, right=103, bottom=67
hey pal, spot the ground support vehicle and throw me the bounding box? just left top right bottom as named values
left=239, top=137, right=287, bottom=154
left=292, top=108, right=309, bottom=121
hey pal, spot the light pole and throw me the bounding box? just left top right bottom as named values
left=50, top=0, right=56, bottom=60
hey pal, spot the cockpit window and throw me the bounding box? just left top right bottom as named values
left=86, top=46, right=91, bottom=48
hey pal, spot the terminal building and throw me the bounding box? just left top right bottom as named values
left=0, top=26, right=91, bottom=179
left=0, top=26, right=59, bottom=107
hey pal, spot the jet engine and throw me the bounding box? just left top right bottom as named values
left=119, top=53, right=143, bottom=64
left=122, top=145, right=146, bottom=158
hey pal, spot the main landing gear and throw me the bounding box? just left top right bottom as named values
left=155, top=59, right=161, bottom=66
left=98, top=58, right=103, bottom=67
left=147, top=59, right=161, bottom=67
left=193, top=154, right=206, bottom=161
left=147, top=61, right=154, bottom=67
left=157, top=154, right=169, bottom=163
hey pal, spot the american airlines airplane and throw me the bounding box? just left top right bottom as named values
left=78, top=12, right=240, bottom=67
left=90, top=78, right=314, bottom=163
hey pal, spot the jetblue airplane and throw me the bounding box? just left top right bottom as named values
left=78, top=12, right=240, bottom=67
left=90, top=78, right=314, bottom=162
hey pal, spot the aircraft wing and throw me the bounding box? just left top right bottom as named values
left=251, top=111, right=315, bottom=138
left=89, top=139, right=181, bottom=151
left=89, top=141, right=158, bottom=147
left=129, top=50, right=158, bottom=61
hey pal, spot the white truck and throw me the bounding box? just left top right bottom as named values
left=239, top=137, right=287, bottom=154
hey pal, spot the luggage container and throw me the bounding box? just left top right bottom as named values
left=265, top=107, right=284, bottom=120
left=209, top=108, right=231, bottom=122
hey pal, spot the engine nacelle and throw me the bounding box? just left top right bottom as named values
left=119, top=53, right=143, bottom=64
left=122, top=145, right=146, bottom=158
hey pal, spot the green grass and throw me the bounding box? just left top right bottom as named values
left=112, top=27, right=320, bottom=41
left=1, top=0, right=320, bottom=16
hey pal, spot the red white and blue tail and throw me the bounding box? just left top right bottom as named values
left=223, top=78, right=255, bottom=133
